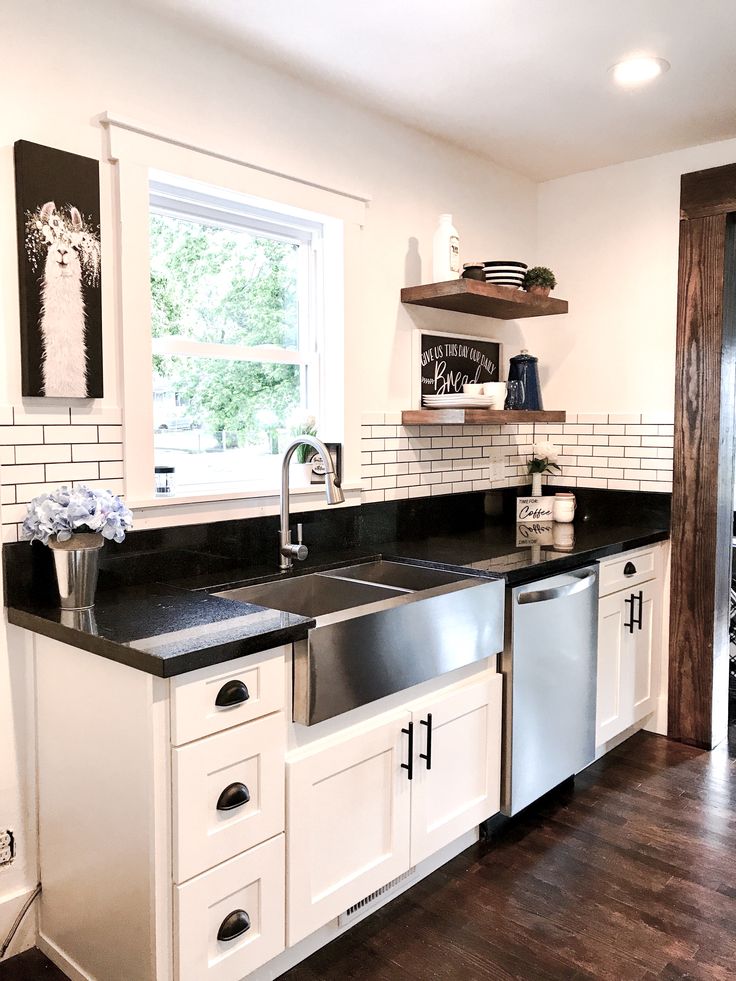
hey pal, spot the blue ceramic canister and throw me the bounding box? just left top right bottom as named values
left=506, top=349, right=543, bottom=410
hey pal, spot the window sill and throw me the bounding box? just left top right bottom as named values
left=128, top=480, right=362, bottom=511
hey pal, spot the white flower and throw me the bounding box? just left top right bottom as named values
left=531, top=440, right=559, bottom=465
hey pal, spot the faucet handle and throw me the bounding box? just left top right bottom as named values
left=281, top=525, right=308, bottom=563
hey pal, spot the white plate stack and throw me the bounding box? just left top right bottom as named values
left=422, top=393, right=503, bottom=409
left=483, top=261, right=527, bottom=288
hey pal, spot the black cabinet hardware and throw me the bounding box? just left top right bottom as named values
left=401, top=722, right=414, bottom=780
left=217, top=909, right=251, bottom=942
left=634, top=590, right=644, bottom=631
left=623, top=561, right=637, bottom=577
left=420, top=713, right=433, bottom=770
left=215, top=679, right=250, bottom=708
left=624, top=591, right=644, bottom=633
left=216, top=782, right=251, bottom=811
left=624, top=594, right=635, bottom=633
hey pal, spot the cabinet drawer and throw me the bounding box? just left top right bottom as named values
left=173, top=711, right=285, bottom=883
left=598, top=546, right=660, bottom=597
left=175, top=834, right=285, bottom=981
left=170, top=646, right=285, bottom=746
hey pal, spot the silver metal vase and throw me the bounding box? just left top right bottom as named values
left=48, top=533, right=104, bottom=610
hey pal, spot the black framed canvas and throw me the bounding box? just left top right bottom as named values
left=14, top=140, right=103, bottom=398
left=417, top=330, right=501, bottom=397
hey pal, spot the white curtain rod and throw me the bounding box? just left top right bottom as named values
left=99, top=111, right=372, bottom=207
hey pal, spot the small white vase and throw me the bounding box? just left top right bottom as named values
left=531, top=472, right=543, bottom=496
left=291, top=462, right=314, bottom=487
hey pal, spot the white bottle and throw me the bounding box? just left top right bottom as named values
left=432, top=214, right=460, bottom=282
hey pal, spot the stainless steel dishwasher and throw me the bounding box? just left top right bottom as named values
left=501, top=566, right=598, bottom=816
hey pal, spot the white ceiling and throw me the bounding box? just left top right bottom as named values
left=139, top=0, right=736, bottom=181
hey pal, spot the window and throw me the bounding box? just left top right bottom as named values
left=148, top=176, right=326, bottom=497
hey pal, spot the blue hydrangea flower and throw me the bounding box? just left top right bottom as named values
left=20, top=485, right=133, bottom=546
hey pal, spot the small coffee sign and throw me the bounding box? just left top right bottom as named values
left=419, top=331, right=500, bottom=397
left=516, top=496, right=553, bottom=522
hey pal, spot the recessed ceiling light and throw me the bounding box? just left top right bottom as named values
left=611, top=56, right=670, bottom=88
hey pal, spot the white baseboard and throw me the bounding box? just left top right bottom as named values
left=250, top=828, right=479, bottom=981
left=0, top=886, right=38, bottom=961
left=38, top=932, right=94, bottom=981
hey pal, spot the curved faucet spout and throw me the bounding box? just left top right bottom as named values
left=280, top=436, right=344, bottom=570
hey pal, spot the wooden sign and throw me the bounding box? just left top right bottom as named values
left=516, top=522, right=554, bottom=546
left=516, top=496, right=553, bottom=522
left=415, top=330, right=501, bottom=399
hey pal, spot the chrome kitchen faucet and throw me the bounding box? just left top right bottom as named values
left=279, top=436, right=344, bottom=570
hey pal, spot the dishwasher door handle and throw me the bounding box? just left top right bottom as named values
left=516, top=570, right=597, bottom=605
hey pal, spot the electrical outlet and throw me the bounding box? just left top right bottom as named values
left=488, top=447, right=507, bottom=482
left=0, top=829, right=15, bottom=866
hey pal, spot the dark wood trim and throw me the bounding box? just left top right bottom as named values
left=669, top=210, right=736, bottom=748
left=681, top=162, right=736, bottom=220
left=401, top=409, right=566, bottom=425
left=401, top=280, right=568, bottom=319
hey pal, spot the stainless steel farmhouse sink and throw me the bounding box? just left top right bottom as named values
left=214, top=560, right=505, bottom=725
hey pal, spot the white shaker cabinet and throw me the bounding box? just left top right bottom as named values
left=596, top=545, right=665, bottom=749
left=287, top=672, right=502, bottom=945
left=286, top=710, right=413, bottom=946
left=409, top=675, right=501, bottom=866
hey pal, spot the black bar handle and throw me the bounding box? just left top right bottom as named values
left=215, top=679, right=250, bottom=708
left=217, top=909, right=251, bottom=943
left=419, top=713, right=433, bottom=770
left=624, top=594, right=635, bottom=633
left=623, top=561, right=637, bottom=577
left=216, top=782, right=251, bottom=812
left=634, top=590, right=644, bottom=631
left=401, top=722, right=414, bottom=780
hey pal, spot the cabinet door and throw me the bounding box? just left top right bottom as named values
left=410, top=674, right=502, bottom=867
left=596, top=579, right=662, bottom=748
left=596, top=591, right=632, bottom=746
left=632, top=579, right=660, bottom=723
left=287, top=711, right=412, bottom=945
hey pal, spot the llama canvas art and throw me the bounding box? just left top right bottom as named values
left=15, top=141, right=103, bottom=398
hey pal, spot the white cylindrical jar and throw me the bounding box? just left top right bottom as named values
left=432, top=214, right=460, bottom=281
left=552, top=492, right=576, bottom=523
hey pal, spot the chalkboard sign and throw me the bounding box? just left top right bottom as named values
left=419, top=331, right=501, bottom=397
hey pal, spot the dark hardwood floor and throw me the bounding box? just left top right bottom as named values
left=3, top=731, right=736, bottom=980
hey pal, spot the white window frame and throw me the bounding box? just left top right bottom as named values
left=108, top=116, right=366, bottom=524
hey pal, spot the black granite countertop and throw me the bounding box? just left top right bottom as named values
left=378, top=522, right=670, bottom=586
left=7, top=584, right=314, bottom=677
left=4, top=487, right=670, bottom=677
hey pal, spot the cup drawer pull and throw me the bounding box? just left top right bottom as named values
left=215, top=680, right=250, bottom=708
left=623, top=561, right=637, bottom=576
left=217, top=909, right=251, bottom=943
left=216, top=782, right=251, bottom=812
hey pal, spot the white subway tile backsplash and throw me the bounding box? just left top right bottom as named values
left=46, top=462, right=100, bottom=482
left=2, top=464, right=45, bottom=484
left=70, top=406, right=123, bottom=425
left=73, top=443, right=123, bottom=462
left=0, top=426, right=44, bottom=445
left=44, top=425, right=97, bottom=444
left=15, top=444, right=71, bottom=464
left=98, top=426, right=124, bottom=443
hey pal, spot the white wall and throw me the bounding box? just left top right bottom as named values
left=531, top=136, right=736, bottom=414
left=0, top=0, right=537, bottom=952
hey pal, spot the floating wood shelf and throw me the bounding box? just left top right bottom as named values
left=401, top=409, right=566, bottom=425
left=401, top=280, right=568, bottom=319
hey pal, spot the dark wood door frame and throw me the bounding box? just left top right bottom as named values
left=669, top=162, right=736, bottom=749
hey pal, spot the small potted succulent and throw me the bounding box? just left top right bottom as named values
left=527, top=441, right=561, bottom=496
left=288, top=410, right=318, bottom=486
left=523, top=266, right=557, bottom=297
left=21, top=485, right=133, bottom=610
